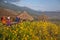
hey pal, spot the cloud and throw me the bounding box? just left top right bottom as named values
left=0, top=0, right=21, bottom=2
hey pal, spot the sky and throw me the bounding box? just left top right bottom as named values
left=4, top=0, right=60, bottom=11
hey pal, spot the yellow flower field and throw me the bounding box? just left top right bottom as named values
left=0, top=21, right=60, bottom=40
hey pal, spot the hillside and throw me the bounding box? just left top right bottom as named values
left=0, top=2, right=60, bottom=19
left=0, top=2, right=41, bottom=15
left=0, top=7, right=17, bottom=17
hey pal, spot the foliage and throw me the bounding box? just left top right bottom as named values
left=0, top=21, right=60, bottom=40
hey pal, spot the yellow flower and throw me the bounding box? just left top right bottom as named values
left=25, top=37, right=28, bottom=40
left=20, top=27, right=23, bottom=29
left=6, top=27, right=9, bottom=30
left=14, top=31, right=16, bottom=33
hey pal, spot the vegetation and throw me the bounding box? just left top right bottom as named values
left=0, top=21, right=60, bottom=40
left=38, top=14, right=48, bottom=21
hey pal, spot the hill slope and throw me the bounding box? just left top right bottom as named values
left=0, top=7, right=17, bottom=17
left=0, top=2, right=60, bottom=19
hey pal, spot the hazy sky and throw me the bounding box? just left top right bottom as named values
left=4, top=0, right=60, bottom=11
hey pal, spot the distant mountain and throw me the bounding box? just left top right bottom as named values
left=0, top=2, right=60, bottom=19
left=44, top=12, right=60, bottom=19
left=0, top=7, right=17, bottom=17
left=0, top=2, right=41, bottom=15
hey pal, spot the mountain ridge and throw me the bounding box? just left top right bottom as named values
left=0, top=2, right=60, bottom=19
